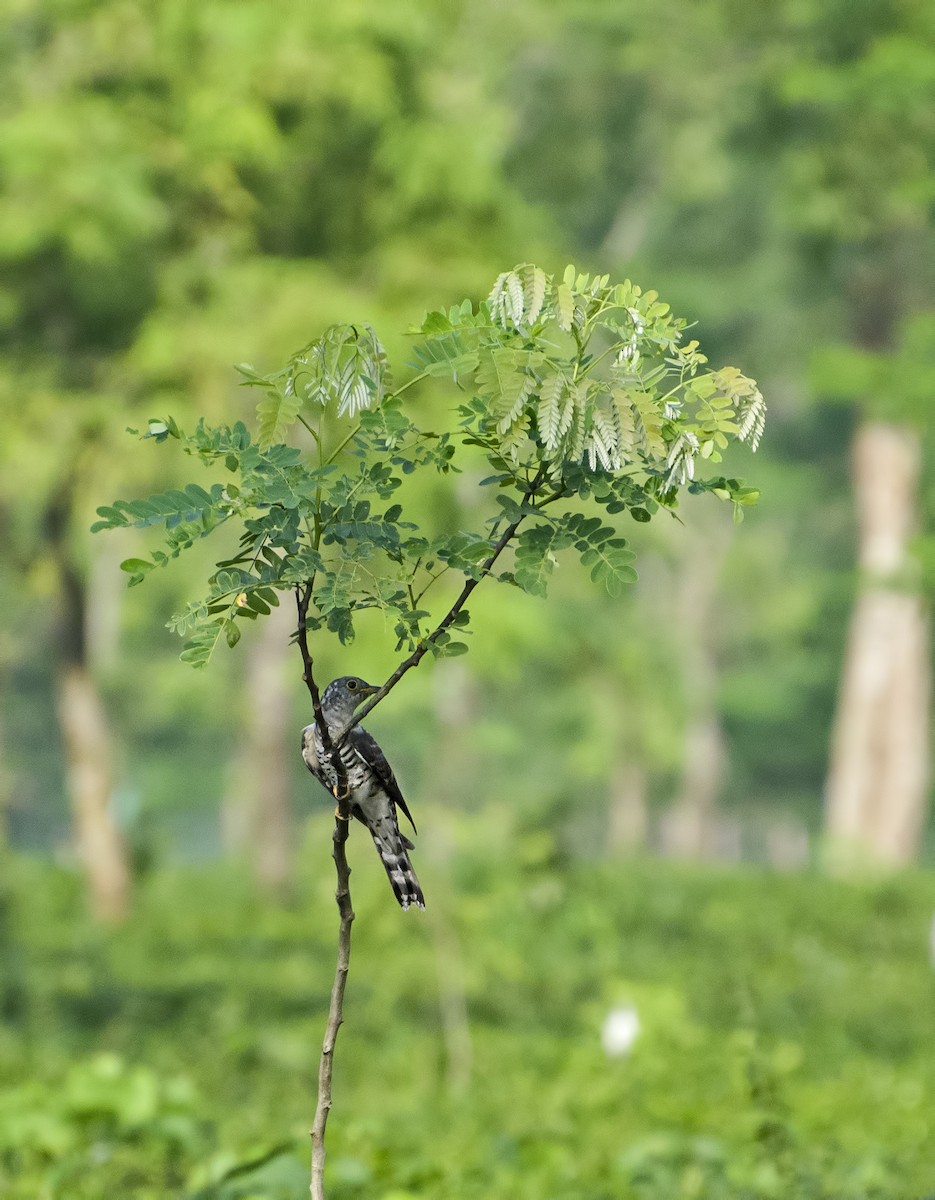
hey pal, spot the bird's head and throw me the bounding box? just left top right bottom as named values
left=321, top=675, right=379, bottom=720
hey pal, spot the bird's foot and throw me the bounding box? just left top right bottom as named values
left=334, top=807, right=350, bottom=821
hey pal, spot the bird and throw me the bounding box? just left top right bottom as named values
left=301, top=675, right=425, bottom=910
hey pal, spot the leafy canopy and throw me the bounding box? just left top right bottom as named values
left=94, top=264, right=765, bottom=668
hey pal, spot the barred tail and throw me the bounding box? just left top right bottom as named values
left=369, top=815, right=425, bottom=910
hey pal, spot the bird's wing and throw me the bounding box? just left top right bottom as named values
left=300, top=724, right=324, bottom=783
left=348, top=726, right=418, bottom=834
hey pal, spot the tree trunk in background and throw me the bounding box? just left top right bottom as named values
left=660, top=528, right=730, bottom=859
left=86, top=534, right=127, bottom=675
left=607, top=761, right=649, bottom=854
left=222, top=603, right=295, bottom=897
left=46, top=482, right=130, bottom=922
left=824, top=420, right=931, bottom=868
left=764, top=814, right=810, bottom=871
left=661, top=714, right=726, bottom=859
left=56, top=664, right=129, bottom=921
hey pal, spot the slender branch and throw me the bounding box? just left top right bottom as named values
left=413, top=564, right=451, bottom=606
left=389, top=369, right=429, bottom=399
left=297, top=413, right=321, bottom=444
left=538, top=485, right=571, bottom=508
left=576, top=341, right=618, bottom=381
left=340, top=518, right=522, bottom=742
left=324, top=424, right=360, bottom=466
left=295, top=584, right=354, bottom=1200
left=339, top=467, right=549, bottom=740
left=296, top=584, right=336, bottom=763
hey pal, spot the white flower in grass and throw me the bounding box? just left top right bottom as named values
left=601, top=1004, right=640, bottom=1057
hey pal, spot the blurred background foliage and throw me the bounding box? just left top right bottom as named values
left=1, top=0, right=934, bottom=1196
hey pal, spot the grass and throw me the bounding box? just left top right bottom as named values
left=2, top=817, right=934, bottom=1198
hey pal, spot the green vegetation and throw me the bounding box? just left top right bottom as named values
left=3, top=847, right=934, bottom=1198
left=2, top=0, right=932, bottom=858
left=2, top=1, right=934, bottom=1196
left=86, top=256, right=767, bottom=1198
left=94, top=263, right=763, bottom=669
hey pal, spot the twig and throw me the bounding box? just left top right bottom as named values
left=339, top=518, right=522, bottom=740
left=295, top=584, right=354, bottom=1200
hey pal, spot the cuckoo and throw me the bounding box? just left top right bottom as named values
left=301, top=675, right=425, bottom=910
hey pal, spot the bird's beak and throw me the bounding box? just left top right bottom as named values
left=362, top=684, right=380, bottom=698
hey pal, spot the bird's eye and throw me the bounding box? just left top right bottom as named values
left=347, top=679, right=358, bottom=690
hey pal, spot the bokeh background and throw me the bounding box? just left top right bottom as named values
left=2, top=2, right=934, bottom=1197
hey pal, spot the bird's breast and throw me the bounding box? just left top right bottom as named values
left=311, top=730, right=372, bottom=795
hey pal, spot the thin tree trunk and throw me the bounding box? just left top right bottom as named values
left=607, top=761, right=649, bottom=855
left=86, top=534, right=126, bottom=675
left=222, top=603, right=295, bottom=896
left=55, top=663, right=129, bottom=921
left=764, top=814, right=810, bottom=871
left=661, top=714, right=726, bottom=859
left=46, top=481, right=131, bottom=922
left=824, top=420, right=931, bottom=868
left=660, top=527, right=730, bottom=859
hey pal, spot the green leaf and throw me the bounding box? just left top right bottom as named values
left=295, top=323, right=388, bottom=417
left=326, top=607, right=355, bottom=644
left=256, top=384, right=302, bottom=451
left=537, top=373, right=567, bottom=453
left=243, top=591, right=271, bottom=615
left=556, top=282, right=575, bottom=332
left=409, top=329, right=480, bottom=381
left=514, top=524, right=563, bottom=598
left=179, top=621, right=226, bottom=669
left=522, top=263, right=548, bottom=325
left=92, top=484, right=227, bottom=532
left=488, top=265, right=549, bottom=330
left=494, top=494, right=525, bottom=523
left=475, top=349, right=536, bottom=429
left=580, top=538, right=638, bottom=597
left=616, top=390, right=666, bottom=460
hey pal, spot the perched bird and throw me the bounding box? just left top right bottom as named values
left=301, top=675, right=425, bottom=910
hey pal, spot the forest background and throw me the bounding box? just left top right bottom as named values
left=1, top=1, right=934, bottom=1198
